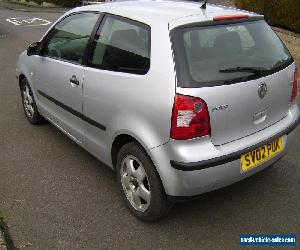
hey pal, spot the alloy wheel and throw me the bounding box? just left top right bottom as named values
left=120, top=155, right=151, bottom=212
left=23, top=85, right=34, bottom=118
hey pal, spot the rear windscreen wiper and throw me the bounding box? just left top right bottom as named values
left=219, top=67, right=268, bottom=74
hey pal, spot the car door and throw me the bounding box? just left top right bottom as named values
left=82, top=14, right=151, bottom=164
left=34, top=12, right=101, bottom=144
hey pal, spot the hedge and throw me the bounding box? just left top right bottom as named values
left=47, top=0, right=82, bottom=7
left=235, top=0, right=300, bottom=33
left=24, top=0, right=82, bottom=7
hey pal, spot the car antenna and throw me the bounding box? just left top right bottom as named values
left=200, top=0, right=208, bottom=9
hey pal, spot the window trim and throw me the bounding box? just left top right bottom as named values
left=86, top=13, right=151, bottom=75
left=39, top=11, right=103, bottom=65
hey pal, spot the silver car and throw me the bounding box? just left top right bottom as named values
left=17, top=1, right=299, bottom=221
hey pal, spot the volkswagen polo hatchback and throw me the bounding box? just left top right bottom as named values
left=17, top=0, right=299, bottom=221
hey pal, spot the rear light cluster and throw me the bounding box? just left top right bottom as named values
left=291, top=65, right=298, bottom=103
left=171, top=94, right=211, bottom=140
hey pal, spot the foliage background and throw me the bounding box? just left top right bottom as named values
left=24, top=0, right=82, bottom=7
left=235, top=0, right=300, bottom=33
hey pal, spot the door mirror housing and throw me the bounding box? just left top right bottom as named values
left=27, top=42, right=40, bottom=56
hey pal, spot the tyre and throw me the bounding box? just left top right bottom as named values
left=116, top=142, right=172, bottom=222
left=20, top=78, right=44, bottom=125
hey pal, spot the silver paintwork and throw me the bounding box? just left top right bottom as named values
left=16, top=1, right=300, bottom=197
left=150, top=104, right=299, bottom=196
left=35, top=58, right=85, bottom=144
left=120, top=155, right=151, bottom=212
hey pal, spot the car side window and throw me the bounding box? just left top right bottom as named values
left=89, top=15, right=150, bottom=75
left=42, top=12, right=100, bottom=64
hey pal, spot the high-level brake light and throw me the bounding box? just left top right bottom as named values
left=213, top=14, right=249, bottom=21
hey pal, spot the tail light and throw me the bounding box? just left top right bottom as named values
left=291, top=65, right=298, bottom=103
left=171, top=94, right=210, bottom=140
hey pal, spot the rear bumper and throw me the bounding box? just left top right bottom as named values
left=170, top=114, right=300, bottom=171
left=150, top=104, right=300, bottom=197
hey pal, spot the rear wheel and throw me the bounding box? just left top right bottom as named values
left=20, top=78, right=44, bottom=125
left=116, top=142, right=172, bottom=222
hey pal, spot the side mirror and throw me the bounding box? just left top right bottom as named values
left=27, top=42, right=40, bottom=56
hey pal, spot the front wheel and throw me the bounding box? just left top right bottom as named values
left=20, top=78, right=44, bottom=125
left=116, top=142, right=172, bottom=222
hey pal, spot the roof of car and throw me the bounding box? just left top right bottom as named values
left=69, top=0, right=259, bottom=28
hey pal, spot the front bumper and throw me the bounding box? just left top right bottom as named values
left=150, top=104, right=300, bottom=197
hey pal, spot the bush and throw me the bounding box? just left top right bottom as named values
left=24, top=0, right=82, bottom=7
left=48, top=0, right=82, bottom=7
left=235, top=0, right=300, bottom=33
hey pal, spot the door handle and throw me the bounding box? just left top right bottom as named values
left=70, top=75, right=79, bottom=85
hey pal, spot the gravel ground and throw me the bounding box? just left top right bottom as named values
left=275, top=28, right=300, bottom=62
left=211, top=0, right=235, bottom=6
left=0, top=232, right=6, bottom=250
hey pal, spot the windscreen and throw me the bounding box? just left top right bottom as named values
left=172, top=20, right=293, bottom=87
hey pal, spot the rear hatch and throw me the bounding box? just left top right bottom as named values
left=171, top=18, right=294, bottom=145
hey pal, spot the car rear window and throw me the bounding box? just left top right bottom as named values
left=171, top=20, right=293, bottom=88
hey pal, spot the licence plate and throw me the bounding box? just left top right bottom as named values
left=241, top=137, right=283, bottom=173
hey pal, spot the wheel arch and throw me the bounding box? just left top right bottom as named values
left=18, top=74, right=26, bottom=89
left=110, top=132, right=161, bottom=173
left=110, top=131, right=169, bottom=192
left=111, top=132, right=169, bottom=200
left=111, top=134, right=142, bottom=169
